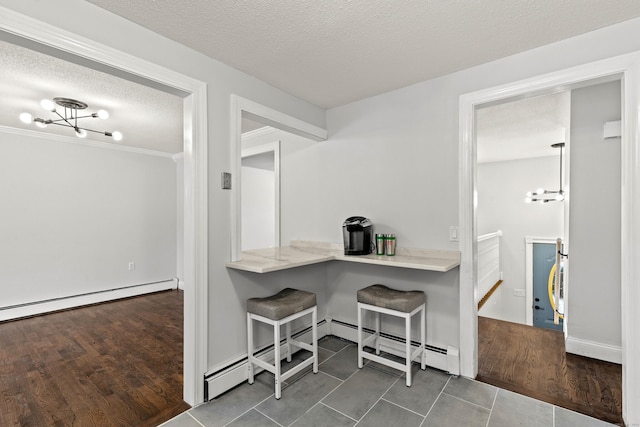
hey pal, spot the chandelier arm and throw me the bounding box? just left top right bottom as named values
left=46, top=122, right=105, bottom=134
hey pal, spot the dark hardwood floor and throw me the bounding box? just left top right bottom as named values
left=0, top=290, right=190, bottom=427
left=477, top=316, right=623, bottom=425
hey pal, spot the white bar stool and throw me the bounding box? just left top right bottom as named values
left=357, top=284, right=426, bottom=386
left=247, top=288, right=318, bottom=399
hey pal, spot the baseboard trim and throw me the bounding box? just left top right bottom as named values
left=0, top=280, right=176, bottom=322
left=565, top=336, right=622, bottom=364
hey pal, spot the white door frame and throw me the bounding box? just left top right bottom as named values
left=0, top=8, right=209, bottom=406
left=459, top=52, right=640, bottom=424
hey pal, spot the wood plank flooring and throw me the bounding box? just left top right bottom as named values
left=0, top=290, right=190, bottom=427
left=477, top=316, right=623, bottom=425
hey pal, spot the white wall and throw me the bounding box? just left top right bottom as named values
left=477, top=157, right=564, bottom=323
left=241, top=166, right=275, bottom=250
left=0, top=131, right=177, bottom=308
left=567, top=80, right=622, bottom=360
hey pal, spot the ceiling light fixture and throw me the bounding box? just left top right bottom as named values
left=525, top=142, right=565, bottom=204
left=20, top=97, right=122, bottom=141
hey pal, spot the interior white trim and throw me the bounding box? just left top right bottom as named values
left=460, top=51, right=640, bottom=425
left=0, top=6, right=209, bottom=406
left=0, top=124, right=176, bottom=158
left=230, top=94, right=327, bottom=261
left=524, top=236, right=558, bottom=326
left=566, top=336, right=622, bottom=365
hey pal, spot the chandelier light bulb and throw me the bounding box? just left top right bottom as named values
left=75, top=128, right=88, bottom=138
left=111, top=131, right=123, bottom=141
left=97, top=109, right=109, bottom=119
left=555, top=193, right=565, bottom=201
left=40, top=99, right=55, bottom=111
left=19, top=112, right=33, bottom=124
left=35, top=119, right=48, bottom=128
left=525, top=197, right=533, bottom=203
left=535, top=188, right=545, bottom=195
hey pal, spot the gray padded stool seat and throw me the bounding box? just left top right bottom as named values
left=357, top=284, right=426, bottom=386
left=247, top=287, right=317, bottom=320
left=247, top=288, right=318, bottom=399
left=357, top=284, right=426, bottom=313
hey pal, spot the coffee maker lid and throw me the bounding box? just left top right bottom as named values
left=343, top=216, right=372, bottom=228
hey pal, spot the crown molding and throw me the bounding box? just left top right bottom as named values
left=0, top=125, right=176, bottom=158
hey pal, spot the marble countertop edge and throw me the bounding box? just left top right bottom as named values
left=226, top=241, right=460, bottom=274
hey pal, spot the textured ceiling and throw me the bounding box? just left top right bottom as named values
left=87, top=0, right=640, bottom=108
left=2, top=1, right=639, bottom=154
left=477, top=92, right=571, bottom=164
left=0, top=39, right=184, bottom=154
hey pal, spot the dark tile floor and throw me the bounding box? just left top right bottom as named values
left=161, top=336, right=616, bottom=427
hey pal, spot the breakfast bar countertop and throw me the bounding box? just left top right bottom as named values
left=226, top=240, right=460, bottom=274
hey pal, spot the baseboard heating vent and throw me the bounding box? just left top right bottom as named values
left=328, top=318, right=459, bottom=376
left=0, top=280, right=176, bottom=322
left=204, top=320, right=328, bottom=401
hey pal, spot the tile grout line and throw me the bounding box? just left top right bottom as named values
left=485, top=386, right=499, bottom=427
left=185, top=412, right=206, bottom=427
left=441, top=391, right=495, bottom=412
left=352, top=371, right=402, bottom=425
left=419, top=376, right=451, bottom=427
left=254, top=407, right=285, bottom=427
left=318, top=401, right=359, bottom=423
left=380, top=397, right=427, bottom=419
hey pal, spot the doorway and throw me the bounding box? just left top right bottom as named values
left=459, top=55, right=639, bottom=424
left=0, top=11, right=209, bottom=406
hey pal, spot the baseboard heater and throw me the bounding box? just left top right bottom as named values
left=328, top=318, right=459, bottom=376
left=204, top=317, right=460, bottom=402
left=0, top=279, right=177, bottom=322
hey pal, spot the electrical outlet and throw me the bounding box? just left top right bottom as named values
left=221, top=172, right=232, bottom=190
left=128, top=262, right=135, bottom=271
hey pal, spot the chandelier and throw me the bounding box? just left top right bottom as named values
left=19, top=97, right=122, bottom=141
left=525, top=142, right=565, bottom=203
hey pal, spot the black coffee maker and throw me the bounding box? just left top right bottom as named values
left=342, top=216, right=373, bottom=255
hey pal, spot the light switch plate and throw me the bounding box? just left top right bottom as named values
left=221, top=172, right=232, bottom=190
left=449, top=226, right=459, bottom=242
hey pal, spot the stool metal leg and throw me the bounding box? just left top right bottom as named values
left=247, top=313, right=254, bottom=384
left=420, top=304, right=426, bottom=370
left=274, top=319, right=282, bottom=399
left=357, top=303, right=364, bottom=369
left=405, top=312, right=412, bottom=387
left=375, top=311, right=381, bottom=355
left=312, top=307, right=318, bottom=373
left=285, top=321, right=292, bottom=363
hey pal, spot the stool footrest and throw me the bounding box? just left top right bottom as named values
left=361, top=352, right=406, bottom=373
left=289, top=339, right=313, bottom=353
left=280, top=357, right=315, bottom=382
left=361, top=333, right=378, bottom=348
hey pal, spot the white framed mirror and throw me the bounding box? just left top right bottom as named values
left=230, top=95, right=327, bottom=261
